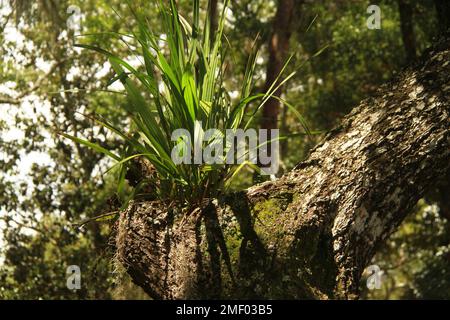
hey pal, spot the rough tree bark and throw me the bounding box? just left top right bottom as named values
left=115, top=34, right=450, bottom=299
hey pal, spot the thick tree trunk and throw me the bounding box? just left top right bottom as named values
left=398, top=0, right=417, bottom=62
left=115, top=34, right=450, bottom=299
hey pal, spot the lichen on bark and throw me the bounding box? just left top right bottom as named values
left=115, top=33, right=450, bottom=299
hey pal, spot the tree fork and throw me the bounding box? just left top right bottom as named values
left=115, top=34, right=450, bottom=299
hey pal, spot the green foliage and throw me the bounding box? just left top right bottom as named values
left=361, top=200, right=450, bottom=299
left=67, top=0, right=305, bottom=208
left=0, top=0, right=448, bottom=300
left=0, top=0, right=144, bottom=299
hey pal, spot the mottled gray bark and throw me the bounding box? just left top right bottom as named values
left=115, top=34, right=450, bottom=299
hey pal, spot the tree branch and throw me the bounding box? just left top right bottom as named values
left=115, top=33, right=450, bottom=299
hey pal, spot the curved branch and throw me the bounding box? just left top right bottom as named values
left=115, top=34, right=450, bottom=299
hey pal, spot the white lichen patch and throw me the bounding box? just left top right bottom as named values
left=416, top=101, right=425, bottom=111
left=325, top=157, right=335, bottom=170
left=340, top=136, right=363, bottom=151
left=316, top=141, right=330, bottom=152
left=333, top=240, right=341, bottom=252
left=330, top=191, right=340, bottom=201
left=408, top=84, right=424, bottom=99
left=332, top=213, right=351, bottom=236
left=314, top=171, right=325, bottom=184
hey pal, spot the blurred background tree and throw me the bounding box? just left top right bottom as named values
left=0, top=0, right=448, bottom=299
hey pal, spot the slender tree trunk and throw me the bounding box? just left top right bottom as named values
left=398, top=0, right=417, bottom=62
left=261, top=0, right=297, bottom=131
left=209, top=0, right=218, bottom=36
left=432, top=1, right=450, bottom=223
left=434, top=0, right=450, bottom=33
left=429, top=171, right=450, bottom=221
left=437, top=174, right=450, bottom=220
left=115, top=34, right=450, bottom=299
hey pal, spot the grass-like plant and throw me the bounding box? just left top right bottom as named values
left=61, top=0, right=308, bottom=210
